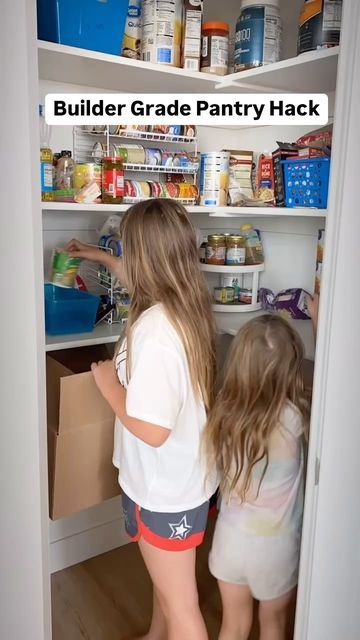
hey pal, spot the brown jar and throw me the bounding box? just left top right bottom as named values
left=206, top=234, right=226, bottom=265
left=102, top=156, right=124, bottom=204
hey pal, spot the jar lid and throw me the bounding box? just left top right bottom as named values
left=227, top=235, right=244, bottom=240
left=61, top=150, right=72, bottom=157
left=208, top=234, right=226, bottom=240
left=240, top=0, right=280, bottom=9
left=202, top=22, right=230, bottom=33
left=103, top=156, right=122, bottom=162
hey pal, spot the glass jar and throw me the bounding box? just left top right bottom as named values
left=226, top=235, right=246, bottom=265
left=102, top=157, right=125, bottom=204
left=206, top=234, right=226, bottom=265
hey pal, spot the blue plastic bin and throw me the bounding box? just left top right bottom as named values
left=282, top=157, right=330, bottom=209
left=37, top=0, right=128, bottom=56
left=44, top=284, right=100, bottom=335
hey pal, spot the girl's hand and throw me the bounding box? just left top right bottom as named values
left=306, top=293, right=320, bottom=334
left=66, top=239, right=104, bottom=262
left=91, top=359, right=121, bottom=401
left=66, top=238, right=124, bottom=278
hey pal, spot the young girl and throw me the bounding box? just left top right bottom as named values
left=67, top=198, right=218, bottom=640
left=204, top=315, right=311, bottom=640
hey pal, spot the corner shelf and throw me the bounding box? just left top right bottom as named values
left=200, top=263, right=265, bottom=274
left=38, top=40, right=339, bottom=96
left=213, top=302, right=262, bottom=313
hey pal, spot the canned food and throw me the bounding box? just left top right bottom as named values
left=145, top=148, right=162, bottom=166
left=50, top=250, right=80, bottom=288
left=165, top=183, right=180, bottom=198
left=206, top=234, right=226, bottom=265
left=168, top=125, right=182, bottom=135
left=200, top=151, right=230, bottom=206
left=214, top=286, right=235, bottom=304
left=124, top=180, right=151, bottom=199
left=112, top=144, right=146, bottom=164
left=221, top=275, right=241, bottom=295
left=178, top=183, right=199, bottom=200
left=161, top=151, right=175, bottom=167
left=238, top=288, right=253, bottom=304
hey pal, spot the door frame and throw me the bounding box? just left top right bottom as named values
left=295, top=1, right=360, bottom=638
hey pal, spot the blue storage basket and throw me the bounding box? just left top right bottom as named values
left=282, top=157, right=330, bottom=209
left=44, top=284, right=100, bottom=336
left=37, top=0, right=128, bottom=56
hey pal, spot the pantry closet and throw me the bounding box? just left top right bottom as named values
left=1, top=1, right=360, bottom=639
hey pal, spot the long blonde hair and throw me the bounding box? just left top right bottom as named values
left=204, top=314, right=310, bottom=499
left=119, top=198, right=216, bottom=411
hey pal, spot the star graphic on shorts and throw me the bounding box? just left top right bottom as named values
left=168, top=515, right=193, bottom=540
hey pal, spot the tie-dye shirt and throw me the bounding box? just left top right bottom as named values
left=219, top=403, right=305, bottom=537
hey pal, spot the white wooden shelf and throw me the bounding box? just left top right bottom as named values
left=45, top=323, right=122, bottom=352
left=41, top=202, right=327, bottom=218
left=38, top=40, right=339, bottom=95
left=201, top=263, right=264, bottom=274
left=213, top=303, right=262, bottom=313
left=38, top=40, right=217, bottom=93
left=220, top=47, right=339, bottom=94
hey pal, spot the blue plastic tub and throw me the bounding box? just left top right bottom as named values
left=282, top=157, right=330, bottom=209
left=37, top=0, right=128, bottom=56
left=44, top=284, right=100, bottom=335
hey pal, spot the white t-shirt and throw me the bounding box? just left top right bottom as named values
left=113, top=304, right=218, bottom=512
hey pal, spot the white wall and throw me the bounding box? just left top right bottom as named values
left=0, top=1, right=51, bottom=638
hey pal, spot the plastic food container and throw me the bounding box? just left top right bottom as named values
left=201, top=22, right=230, bottom=75
left=37, top=0, right=128, bottom=55
left=235, top=0, right=282, bottom=72
left=44, top=284, right=100, bottom=335
left=282, top=157, right=330, bottom=208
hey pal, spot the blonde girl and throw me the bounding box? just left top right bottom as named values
left=67, top=199, right=218, bottom=640
left=204, top=315, right=311, bottom=640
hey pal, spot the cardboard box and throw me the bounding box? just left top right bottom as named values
left=272, top=143, right=300, bottom=206
left=46, top=345, right=120, bottom=520
left=182, top=0, right=203, bottom=71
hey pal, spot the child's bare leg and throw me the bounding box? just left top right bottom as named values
left=138, top=538, right=208, bottom=640
left=136, top=588, right=167, bottom=640
left=218, top=581, right=253, bottom=640
left=259, top=588, right=297, bottom=640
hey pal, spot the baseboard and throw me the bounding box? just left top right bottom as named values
left=50, top=512, right=129, bottom=573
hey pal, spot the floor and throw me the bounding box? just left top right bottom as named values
left=52, top=519, right=260, bottom=640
